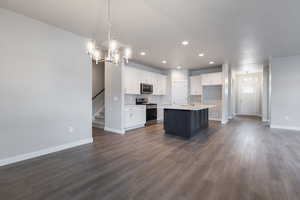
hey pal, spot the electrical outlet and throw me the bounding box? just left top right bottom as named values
left=68, top=126, right=74, bottom=133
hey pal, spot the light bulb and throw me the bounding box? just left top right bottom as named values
left=114, top=53, right=120, bottom=64
left=93, top=49, right=101, bottom=63
left=86, top=41, right=95, bottom=55
left=109, top=40, right=118, bottom=51
left=124, top=48, right=132, bottom=59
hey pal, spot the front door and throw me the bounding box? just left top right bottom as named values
left=237, top=73, right=261, bottom=116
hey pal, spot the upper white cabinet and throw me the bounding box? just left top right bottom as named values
left=124, top=66, right=167, bottom=95
left=201, top=72, right=222, bottom=86
left=190, top=75, right=202, bottom=95
left=153, top=74, right=167, bottom=95
left=124, top=67, right=141, bottom=94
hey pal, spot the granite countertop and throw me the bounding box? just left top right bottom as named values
left=163, top=105, right=215, bottom=111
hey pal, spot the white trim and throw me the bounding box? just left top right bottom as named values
left=235, top=113, right=262, bottom=117
left=104, top=127, right=125, bottom=135
left=262, top=118, right=270, bottom=123
left=125, top=124, right=145, bottom=131
left=0, top=138, right=93, bottom=167
left=270, top=125, right=300, bottom=131
left=221, top=120, right=228, bottom=125
left=209, top=118, right=222, bottom=121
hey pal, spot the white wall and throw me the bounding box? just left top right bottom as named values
left=222, top=64, right=229, bottom=124
left=0, top=9, right=92, bottom=166
left=262, top=65, right=270, bottom=122
left=105, top=62, right=125, bottom=134
left=270, top=56, right=300, bottom=130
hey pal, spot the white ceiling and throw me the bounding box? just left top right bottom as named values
left=1, top=0, right=300, bottom=69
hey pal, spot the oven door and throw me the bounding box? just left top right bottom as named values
left=146, top=108, right=157, bottom=121
left=141, top=83, right=153, bottom=94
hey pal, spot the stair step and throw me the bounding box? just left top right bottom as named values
left=93, top=119, right=104, bottom=124
left=93, top=119, right=104, bottom=129
left=95, top=115, right=104, bottom=120
left=93, top=123, right=104, bottom=129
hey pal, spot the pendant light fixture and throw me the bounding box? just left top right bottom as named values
left=86, top=0, right=132, bottom=64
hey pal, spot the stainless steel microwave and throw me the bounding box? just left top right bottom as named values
left=140, top=83, right=153, bottom=94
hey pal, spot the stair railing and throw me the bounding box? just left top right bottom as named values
left=92, top=88, right=105, bottom=116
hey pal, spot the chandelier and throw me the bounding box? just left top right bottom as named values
left=86, top=0, right=132, bottom=64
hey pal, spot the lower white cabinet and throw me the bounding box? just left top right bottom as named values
left=125, top=105, right=146, bottom=130
left=157, top=107, right=164, bottom=121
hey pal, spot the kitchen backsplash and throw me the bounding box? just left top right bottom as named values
left=125, top=94, right=170, bottom=105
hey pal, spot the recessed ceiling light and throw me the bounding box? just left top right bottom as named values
left=181, top=41, right=189, bottom=46
left=177, top=66, right=182, bottom=69
left=198, top=53, right=204, bottom=57
left=140, top=52, right=146, bottom=56
left=162, top=60, right=167, bottom=64
left=209, top=61, right=215, bottom=64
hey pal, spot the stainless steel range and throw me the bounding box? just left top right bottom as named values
left=136, top=98, right=157, bottom=125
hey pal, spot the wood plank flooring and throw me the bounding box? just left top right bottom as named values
left=1, top=117, right=300, bottom=200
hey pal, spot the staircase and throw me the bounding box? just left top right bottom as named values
left=92, top=88, right=105, bottom=129
left=93, top=109, right=105, bottom=129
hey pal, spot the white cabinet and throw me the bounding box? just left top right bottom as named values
left=157, top=106, right=164, bottom=121
left=201, top=72, right=222, bottom=86
left=190, top=75, right=202, bottom=95
left=124, top=66, right=167, bottom=95
left=125, top=105, right=146, bottom=130
left=124, top=67, right=141, bottom=94
left=153, top=74, right=167, bottom=95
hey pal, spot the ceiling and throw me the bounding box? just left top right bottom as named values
left=1, top=0, right=300, bottom=69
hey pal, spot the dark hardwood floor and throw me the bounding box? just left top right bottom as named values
left=1, top=117, right=300, bottom=200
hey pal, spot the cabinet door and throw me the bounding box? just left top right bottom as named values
left=201, top=73, right=222, bottom=86
left=125, top=106, right=146, bottom=128
left=152, top=73, right=159, bottom=95
left=161, top=75, right=167, bottom=95
left=125, top=108, right=134, bottom=128
left=157, top=107, right=164, bottom=121
left=190, top=75, right=202, bottom=95
left=200, top=74, right=209, bottom=86
left=124, top=67, right=140, bottom=94
left=214, top=72, right=222, bottom=85
left=133, top=107, right=146, bottom=124
left=155, top=74, right=166, bottom=95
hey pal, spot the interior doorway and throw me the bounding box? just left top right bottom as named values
left=236, top=73, right=262, bottom=116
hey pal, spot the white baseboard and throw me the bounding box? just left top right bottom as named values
left=125, top=124, right=145, bottom=131
left=270, top=125, right=300, bottom=131
left=221, top=120, right=228, bottom=125
left=209, top=118, right=221, bottom=121
left=236, top=113, right=262, bottom=117
left=104, top=127, right=125, bottom=135
left=262, top=118, right=270, bottom=123
left=0, top=138, right=93, bottom=167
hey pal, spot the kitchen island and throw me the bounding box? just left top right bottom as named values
left=163, top=105, right=215, bottom=139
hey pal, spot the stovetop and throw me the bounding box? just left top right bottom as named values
left=136, top=103, right=157, bottom=106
